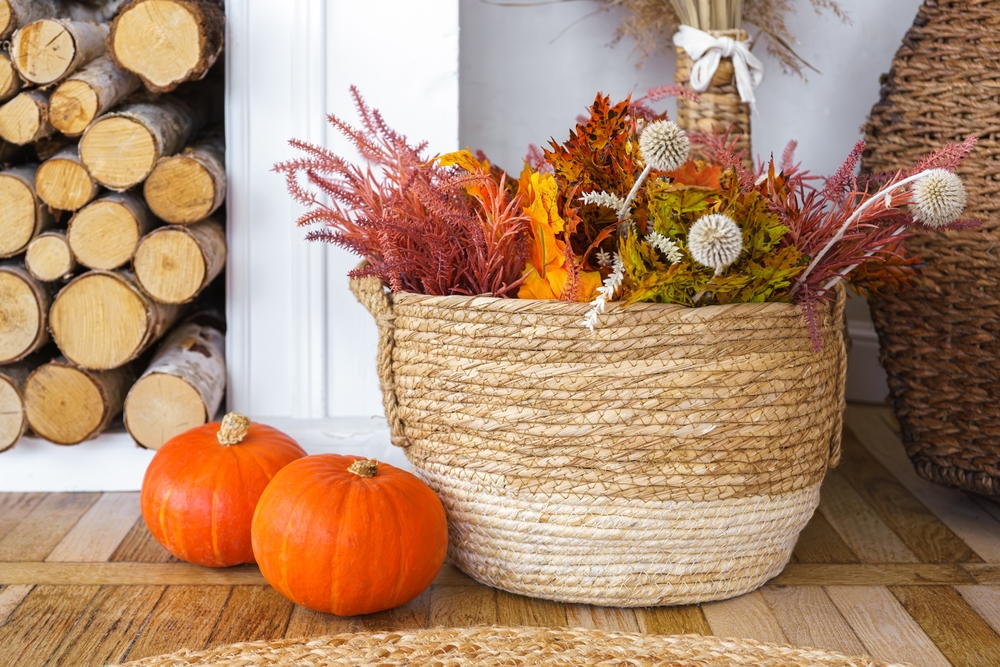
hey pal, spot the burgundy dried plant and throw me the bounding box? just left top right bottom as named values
left=782, top=135, right=978, bottom=301
left=274, top=87, right=530, bottom=297
left=758, top=135, right=978, bottom=349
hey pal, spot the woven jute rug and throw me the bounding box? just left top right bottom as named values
left=116, top=627, right=909, bottom=666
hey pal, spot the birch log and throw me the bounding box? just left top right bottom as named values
left=0, top=262, right=51, bottom=364
left=0, top=356, right=39, bottom=452
left=124, top=318, right=224, bottom=449
left=36, top=146, right=100, bottom=211
left=24, top=358, right=134, bottom=445
left=0, top=362, right=29, bottom=453
left=0, top=50, right=21, bottom=103
left=144, top=130, right=225, bottom=223
left=49, top=55, right=141, bottom=136
left=79, top=95, right=211, bottom=190
left=133, top=218, right=225, bottom=304
left=67, top=192, right=156, bottom=270
left=0, top=0, right=62, bottom=41
left=0, top=90, right=54, bottom=145
left=11, top=19, right=109, bottom=87
left=25, top=230, right=76, bottom=282
left=50, top=270, right=184, bottom=370
left=109, top=0, right=224, bottom=93
left=67, top=0, right=128, bottom=23
left=0, top=165, right=55, bottom=258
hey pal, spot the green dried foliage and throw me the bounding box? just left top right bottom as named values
left=621, top=173, right=806, bottom=306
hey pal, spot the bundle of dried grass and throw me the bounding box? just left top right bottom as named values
left=604, top=0, right=848, bottom=75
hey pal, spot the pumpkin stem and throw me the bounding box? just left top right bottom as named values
left=348, top=458, right=378, bottom=478
left=217, top=413, right=251, bottom=446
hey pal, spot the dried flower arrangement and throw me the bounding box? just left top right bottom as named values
left=602, top=0, right=850, bottom=76
left=277, top=89, right=976, bottom=349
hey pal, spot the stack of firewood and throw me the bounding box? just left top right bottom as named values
left=0, top=0, right=228, bottom=453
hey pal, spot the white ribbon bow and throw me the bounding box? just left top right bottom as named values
left=672, top=24, right=765, bottom=116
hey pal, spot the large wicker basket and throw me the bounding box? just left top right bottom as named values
left=351, top=274, right=847, bottom=607
left=862, top=0, right=1000, bottom=496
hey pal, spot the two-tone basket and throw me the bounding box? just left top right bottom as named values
left=351, top=273, right=847, bottom=607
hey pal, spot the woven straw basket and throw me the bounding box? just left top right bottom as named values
left=675, top=28, right=752, bottom=169
left=351, top=272, right=847, bottom=607
left=862, top=0, right=1000, bottom=496
left=117, top=627, right=906, bottom=667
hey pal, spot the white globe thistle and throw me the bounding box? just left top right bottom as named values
left=688, top=213, right=743, bottom=274
left=911, top=169, right=967, bottom=228
left=638, top=120, right=690, bottom=173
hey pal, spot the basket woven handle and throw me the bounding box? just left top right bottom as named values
left=349, top=268, right=410, bottom=448
left=828, top=283, right=849, bottom=467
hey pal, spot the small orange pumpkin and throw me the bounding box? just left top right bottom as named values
left=251, top=454, right=448, bottom=616
left=141, top=413, right=307, bottom=567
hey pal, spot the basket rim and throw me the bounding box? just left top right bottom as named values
left=388, top=285, right=838, bottom=319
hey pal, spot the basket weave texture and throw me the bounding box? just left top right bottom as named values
left=351, top=275, right=847, bottom=607
left=674, top=28, right=752, bottom=168
left=862, top=0, right=1000, bottom=496
left=117, top=627, right=907, bottom=667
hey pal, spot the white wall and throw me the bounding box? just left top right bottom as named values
left=227, top=0, right=459, bottom=423
left=459, top=0, right=925, bottom=402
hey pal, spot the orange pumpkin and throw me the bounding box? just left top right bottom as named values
left=141, top=413, right=307, bottom=567
left=251, top=454, right=448, bottom=616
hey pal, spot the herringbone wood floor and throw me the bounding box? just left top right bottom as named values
left=1, top=404, right=999, bottom=666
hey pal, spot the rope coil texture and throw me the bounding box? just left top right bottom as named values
left=674, top=28, right=752, bottom=170
left=862, top=0, right=1000, bottom=497
left=117, top=627, right=911, bottom=667
left=352, top=267, right=847, bottom=607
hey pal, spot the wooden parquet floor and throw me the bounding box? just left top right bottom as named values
left=2, top=405, right=1000, bottom=666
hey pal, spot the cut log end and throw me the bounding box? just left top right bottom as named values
left=144, top=154, right=221, bottom=223
left=50, top=273, right=146, bottom=369
left=24, top=362, right=131, bottom=445
left=50, top=271, right=181, bottom=370
left=50, top=56, right=140, bottom=136
left=0, top=92, right=49, bottom=145
left=11, top=19, right=109, bottom=87
left=0, top=3, right=11, bottom=39
left=36, top=153, right=99, bottom=211
left=111, top=0, right=223, bottom=93
left=49, top=80, right=98, bottom=136
left=125, top=373, right=206, bottom=449
left=134, top=220, right=225, bottom=304
left=68, top=197, right=146, bottom=270
left=12, top=19, right=74, bottom=85
left=79, top=115, right=155, bottom=190
left=125, top=318, right=225, bottom=449
left=0, top=173, right=37, bottom=257
left=0, top=51, right=21, bottom=103
left=0, top=374, right=25, bottom=453
left=134, top=228, right=205, bottom=303
left=26, top=231, right=75, bottom=282
left=0, top=270, right=43, bottom=364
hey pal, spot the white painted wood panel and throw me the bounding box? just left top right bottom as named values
left=226, top=0, right=459, bottom=422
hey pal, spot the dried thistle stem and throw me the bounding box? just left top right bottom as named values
left=617, top=164, right=652, bottom=222
left=820, top=226, right=908, bottom=293
left=795, top=170, right=932, bottom=290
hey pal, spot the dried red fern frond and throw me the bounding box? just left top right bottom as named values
left=275, top=87, right=530, bottom=297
